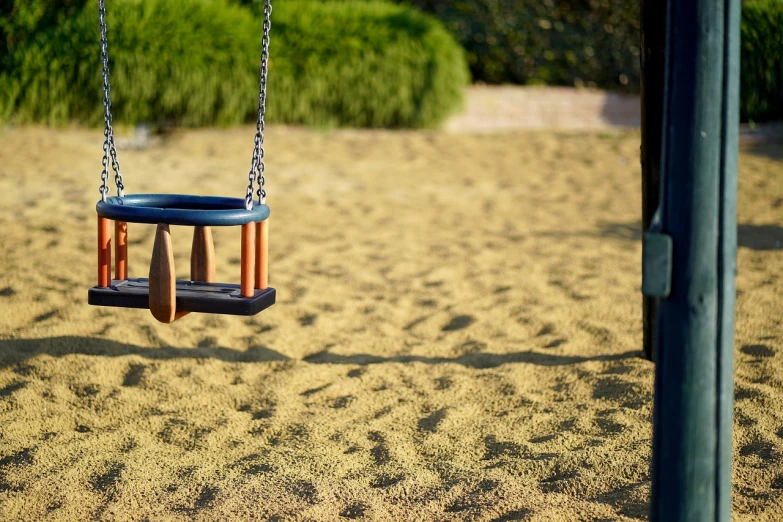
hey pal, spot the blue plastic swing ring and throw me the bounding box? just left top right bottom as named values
left=96, top=194, right=270, bottom=226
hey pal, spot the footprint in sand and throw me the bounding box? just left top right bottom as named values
left=0, top=381, right=27, bottom=398
left=197, top=337, right=218, bottom=348
left=741, top=344, right=775, bottom=358
left=253, top=400, right=277, bottom=420
left=368, top=432, right=391, bottom=465
left=34, top=310, right=59, bottom=323
left=529, top=435, right=556, bottom=444
left=301, top=383, right=331, bottom=397
left=404, top=315, right=430, bottom=331
left=91, top=462, right=124, bottom=492
left=122, top=364, right=147, bottom=387
left=595, top=414, right=625, bottom=435
left=418, top=408, right=447, bottom=433
left=191, top=484, right=219, bottom=511
left=370, top=472, right=405, bottom=488
left=236, top=458, right=268, bottom=475
left=734, top=384, right=762, bottom=401
left=442, top=315, right=475, bottom=332
left=0, top=447, right=35, bottom=492
left=539, top=469, right=580, bottom=494
left=458, top=340, right=487, bottom=355
left=578, top=321, right=615, bottom=345
left=332, top=395, right=355, bottom=409
left=299, top=314, right=317, bottom=327
left=482, top=435, right=524, bottom=460
left=12, top=364, right=34, bottom=378
left=291, top=480, right=319, bottom=504
left=434, top=376, right=453, bottom=390
left=591, top=377, right=646, bottom=409
left=339, top=502, right=369, bottom=519
left=490, top=509, right=533, bottom=522
left=73, top=384, right=101, bottom=398
left=536, top=324, right=555, bottom=336
left=347, top=368, right=365, bottom=378
left=739, top=439, right=778, bottom=462
left=373, top=406, right=393, bottom=419
left=237, top=455, right=276, bottom=476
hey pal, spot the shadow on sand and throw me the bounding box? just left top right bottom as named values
left=302, top=348, right=639, bottom=368
left=538, top=220, right=783, bottom=251
left=0, top=336, right=639, bottom=370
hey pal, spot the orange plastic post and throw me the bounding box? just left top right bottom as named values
left=241, top=223, right=255, bottom=298
left=98, top=216, right=111, bottom=287
left=115, top=221, right=128, bottom=280
left=255, top=219, right=269, bottom=290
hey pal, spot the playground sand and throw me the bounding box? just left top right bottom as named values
left=0, top=126, right=782, bottom=521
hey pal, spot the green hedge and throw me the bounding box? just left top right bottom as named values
left=397, top=0, right=641, bottom=91
left=0, top=0, right=468, bottom=128
left=236, top=0, right=640, bottom=89
left=4, top=0, right=782, bottom=125
left=0, top=1, right=87, bottom=57
left=400, top=0, right=783, bottom=122
left=741, top=0, right=783, bottom=122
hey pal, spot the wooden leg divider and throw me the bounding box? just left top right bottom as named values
left=191, top=226, right=216, bottom=283
left=149, top=224, right=182, bottom=323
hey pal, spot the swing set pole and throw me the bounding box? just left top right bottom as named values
left=648, top=0, right=740, bottom=519
left=640, top=0, right=667, bottom=362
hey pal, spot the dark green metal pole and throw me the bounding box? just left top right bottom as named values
left=715, top=0, right=740, bottom=514
left=640, top=0, right=667, bottom=362
left=649, top=0, right=739, bottom=519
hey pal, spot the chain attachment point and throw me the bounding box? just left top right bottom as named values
left=246, top=0, right=272, bottom=210
left=98, top=0, right=125, bottom=200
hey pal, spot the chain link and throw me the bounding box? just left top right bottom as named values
left=100, top=0, right=269, bottom=206
left=246, top=0, right=272, bottom=210
left=98, top=0, right=124, bottom=201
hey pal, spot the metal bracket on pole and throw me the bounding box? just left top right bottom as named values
left=642, top=232, right=673, bottom=298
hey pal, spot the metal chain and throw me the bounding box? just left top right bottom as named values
left=246, top=0, right=272, bottom=210
left=98, top=0, right=125, bottom=201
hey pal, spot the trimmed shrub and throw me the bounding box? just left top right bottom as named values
left=258, top=1, right=468, bottom=127
left=396, top=0, right=641, bottom=91
left=740, top=0, right=783, bottom=122
left=1, top=0, right=266, bottom=126
left=397, top=0, right=783, bottom=122
left=1, top=0, right=468, bottom=128
left=0, top=0, right=88, bottom=57
left=238, top=0, right=642, bottom=91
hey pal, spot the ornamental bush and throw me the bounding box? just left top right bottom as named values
left=4, top=0, right=782, bottom=124
left=394, top=0, right=641, bottom=91
left=399, top=0, right=783, bottom=121
left=0, top=0, right=469, bottom=128
left=740, top=0, right=783, bottom=122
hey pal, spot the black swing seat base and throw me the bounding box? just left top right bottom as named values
left=88, top=278, right=276, bottom=316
